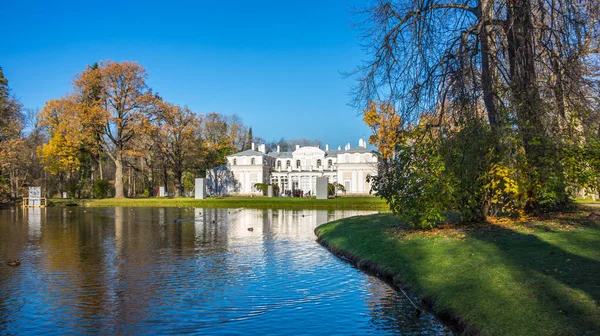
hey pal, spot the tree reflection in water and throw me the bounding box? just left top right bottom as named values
left=0, top=207, right=449, bottom=335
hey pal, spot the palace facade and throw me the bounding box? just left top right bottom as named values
left=211, top=139, right=378, bottom=195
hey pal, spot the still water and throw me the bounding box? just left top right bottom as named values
left=0, top=207, right=449, bottom=335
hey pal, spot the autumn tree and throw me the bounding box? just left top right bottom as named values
left=38, top=98, right=96, bottom=174
left=150, top=102, right=204, bottom=196
left=76, top=61, right=157, bottom=198
left=0, top=67, right=25, bottom=201
left=362, top=100, right=403, bottom=165
left=38, top=61, right=158, bottom=198
left=202, top=113, right=248, bottom=172
left=357, top=0, right=600, bottom=224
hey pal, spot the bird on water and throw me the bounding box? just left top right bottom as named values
left=6, top=259, right=21, bottom=267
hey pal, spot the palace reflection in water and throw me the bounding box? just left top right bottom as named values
left=0, top=207, right=449, bottom=335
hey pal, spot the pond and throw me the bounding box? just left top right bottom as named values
left=0, top=207, right=449, bottom=335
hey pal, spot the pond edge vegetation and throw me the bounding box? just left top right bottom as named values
left=315, top=219, right=474, bottom=335
left=70, top=196, right=389, bottom=210
left=315, top=207, right=600, bottom=336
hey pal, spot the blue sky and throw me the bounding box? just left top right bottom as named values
left=0, top=0, right=372, bottom=149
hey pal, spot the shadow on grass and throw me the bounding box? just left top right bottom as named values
left=467, top=224, right=600, bottom=334
left=317, top=214, right=600, bottom=335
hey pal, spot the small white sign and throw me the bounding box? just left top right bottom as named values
left=29, top=187, right=41, bottom=199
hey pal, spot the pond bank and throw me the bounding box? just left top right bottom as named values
left=315, top=208, right=600, bottom=336
left=75, top=196, right=388, bottom=210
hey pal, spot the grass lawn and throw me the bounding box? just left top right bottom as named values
left=574, top=198, right=600, bottom=204
left=315, top=207, right=600, bottom=335
left=71, top=196, right=388, bottom=210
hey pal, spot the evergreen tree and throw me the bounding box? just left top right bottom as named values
left=246, top=127, right=253, bottom=150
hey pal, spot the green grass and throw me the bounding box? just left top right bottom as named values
left=315, top=210, right=600, bottom=336
left=79, top=196, right=388, bottom=210
left=574, top=198, right=600, bottom=204
left=47, top=198, right=86, bottom=206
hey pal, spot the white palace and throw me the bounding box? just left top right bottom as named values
left=210, top=139, right=379, bottom=195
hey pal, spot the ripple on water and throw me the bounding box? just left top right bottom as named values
left=0, top=207, right=450, bottom=335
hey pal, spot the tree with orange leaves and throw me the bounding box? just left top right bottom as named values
left=148, top=102, right=204, bottom=197
left=362, top=100, right=403, bottom=164
left=0, top=67, right=25, bottom=200
left=40, top=61, right=158, bottom=198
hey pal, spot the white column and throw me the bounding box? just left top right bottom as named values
left=245, top=171, right=250, bottom=193
left=352, top=170, right=357, bottom=193
left=358, top=170, right=364, bottom=193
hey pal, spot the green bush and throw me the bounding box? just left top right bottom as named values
left=254, top=183, right=280, bottom=196
left=442, top=119, right=497, bottom=221
left=93, top=179, right=113, bottom=199
left=369, top=126, right=452, bottom=228
left=66, top=178, right=81, bottom=198
left=328, top=183, right=336, bottom=196
left=328, top=183, right=344, bottom=196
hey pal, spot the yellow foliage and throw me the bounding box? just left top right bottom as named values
left=362, top=100, right=403, bottom=159
left=484, top=164, right=521, bottom=213
left=37, top=97, right=104, bottom=174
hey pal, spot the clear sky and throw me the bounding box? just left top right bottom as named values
left=0, top=0, right=371, bottom=149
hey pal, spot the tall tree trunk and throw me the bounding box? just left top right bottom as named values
left=550, top=53, right=567, bottom=126
left=507, top=0, right=564, bottom=209
left=163, top=164, right=168, bottom=196
left=44, top=170, right=48, bottom=198
left=59, top=172, right=63, bottom=197
left=99, top=158, right=103, bottom=180
left=174, top=168, right=183, bottom=197
left=77, top=168, right=83, bottom=198
left=91, top=158, right=95, bottom=199
left=128, top=165, right=132, bottom=197
left=508, top=0, right=543, bottom=153
left=114, top=151, right=125, bottom=198
left=9, top=171, right=14, bottom=198
left=478, top=0, right=499, bottom=137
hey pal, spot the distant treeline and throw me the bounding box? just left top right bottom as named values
left=0, top=62, right=321, bottom=201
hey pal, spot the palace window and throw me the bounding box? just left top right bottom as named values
left=233, top=159, right=237, bottom=165
left=277, top=160, right=281, bottom=168
left=251, top=158, right=255, bottom=165
left=296, top=160, right=301, bottom=168
left=317, top=159, right=321, bottom=167
left=286, top=160, right=291, bottom=168
left=327, top=159, right=332, bottom=168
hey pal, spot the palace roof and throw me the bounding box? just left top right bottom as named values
left=228, top=149, right=268, bottom=157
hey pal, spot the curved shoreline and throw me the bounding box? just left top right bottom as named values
left=314, top=210, right=600, bottom=336
left=314, top=228, right=477, bottom=335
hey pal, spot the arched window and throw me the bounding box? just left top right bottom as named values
left=251, top=158, right=255, bottom=165
left=296, top=160, right=301, bottom=168
left=277, top=160, right=281, bottom=168
left=233, top=158, right=237, bottom=165
left=317, top=159, right=322, bottom=167
left=327, top=159, right=332, bottom=168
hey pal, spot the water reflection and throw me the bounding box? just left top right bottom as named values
left=0, top=207, right=449, bottom=335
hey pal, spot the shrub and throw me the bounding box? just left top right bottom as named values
left=369, top=126, right=452, bottom=228
left=254, top=183, right=279, bottom=196
left=93, top=179, right=113, bottom=199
